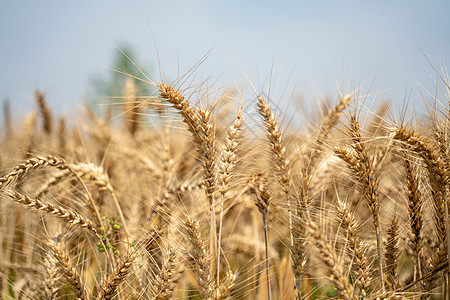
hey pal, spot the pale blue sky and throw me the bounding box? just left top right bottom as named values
left=1, top=1, right=449, bottom=117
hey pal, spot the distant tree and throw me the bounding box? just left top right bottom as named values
left=89, top=42, right=153, bottom=109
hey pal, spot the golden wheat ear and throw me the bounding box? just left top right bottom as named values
left=183, top=215, right=215, bottom=299
left=390, top=125, right=449, bottom=296
left=149, top=247, right=181, bottom=300
left=255, top=94, right=310, bottom=299
left=306, top=218, right=356, bottom=300
left=0, top=155, right=69, bottom=189
left=335, top=113, right=386, bottom=292
left=401, top=150, right=423, bottom=289
left=45, top=239, right=88, bottom=300
left=98, top=249, right=136, bottom=300
left=6, top=190, right=98, bottom=235
left=3, top=98, right=12, bottom=140
left=35, top=90, right=53, bottom=135
left=122, top=78, right=142, bottom=136
left=336, top=197, right=372, bottom=297
left=248, top=171, right=272, bottom=300
left=384, top=216, right=400, bottom=290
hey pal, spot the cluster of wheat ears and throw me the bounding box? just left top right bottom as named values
left=0, top=61, right=450, bottom=299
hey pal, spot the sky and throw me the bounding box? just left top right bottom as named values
left=1, top=1, right=449, bottom=119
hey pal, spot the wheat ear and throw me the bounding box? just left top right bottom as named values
left=42, top=253, right=61, bottom=300
left=158, top=83, right=219, bottom=282
left=0, top=155, right=68, bottom=189
left=35, top=90, right=53, bottom=135
left=255, top=94, right=308, bottom=299
left=123, top=78, right=141, bottom=135
left=0, top=155, right=104, bottom=226
left=150, top=247, right=180, bottom=300
left=6, top=190, right=98, bottom=236
left=390, top=126, right=448, bottom=244
left=184, top=216, right=214, bottom=299
left=384, top=217, right=400, bottom=290
left=57, top=116, right=67, bottom=156
left=256, top=95, right=291, bottom=191
left=334, top=115, right=385, bottom=291
left=390, top=126, right=449, bottom=296
left=402, top=152, right=423, bottom=285
left=248, top=171, right=272, bottom=300
left=307, top=94, right=352, bottom=170
left=46, top=239, right=87, bottom=300
left=392, top=126, right=448, bottom=239
left=215, top=271, right=237, bottom=299
left=98, top=250, right=135, bottom=300
left=306, top=218, right=355, bottom=300
left=336, top=197, right=372, bottom=296
left=217, top=105, right=243, bottom=284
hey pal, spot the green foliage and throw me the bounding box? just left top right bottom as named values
left=89, top=42, right=152, bottom=105
left=97, top=216, right=121, bottom=254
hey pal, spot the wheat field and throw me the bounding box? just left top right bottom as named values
left=0, top=62, right=449, bottom=299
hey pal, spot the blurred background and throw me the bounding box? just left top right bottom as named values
left=1, top=0, right=449, bottom=119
